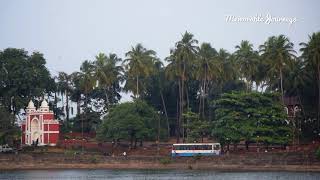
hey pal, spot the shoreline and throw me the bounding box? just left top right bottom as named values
left=0, top=163, right=320, bottom=172
left=1, top=152, right=320, bottom=172
left=2, top=163, right=320, bottom=172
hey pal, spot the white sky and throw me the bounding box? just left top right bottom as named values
left=1, top=0, right=320, bottom=102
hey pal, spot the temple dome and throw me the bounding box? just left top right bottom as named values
left=27, top=100, right=35, bottom=109
left=41, top=100, right=49, bottom=108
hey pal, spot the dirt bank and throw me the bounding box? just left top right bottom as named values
left=0, top=152, right=320, bottom=172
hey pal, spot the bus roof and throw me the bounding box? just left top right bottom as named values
left=173, top=143, right=220, bottom=146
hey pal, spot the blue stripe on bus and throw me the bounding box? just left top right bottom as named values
left=171, top=152, right=218, bottom=157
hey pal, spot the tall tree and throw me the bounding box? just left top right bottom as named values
left=94, top=53, right=123, bottom=111
left=0, top=48, right=54, bottom=119
left=57, top=72, right=72, bottom=121
left=70, top=71, right=83, bottom=115
left=217, top=49, right=236, bottom=83
left=300, top=32, right=320, bottom=129
left=212, top=92, right=292, bottom=151
left=166, top=31, right=199, bottom=142
left=234, top=40, right=259, bottom=91
left=0, top=107, right=20, bottom=146
left=123, top=44, right=156, bottom=98
left=79, top=60, right=95, bottom=110
left=259, top=35, right=296, bottom=103
left=97, top=100, right=160, bottom=148
left=194, top=43, right=219, bottom=119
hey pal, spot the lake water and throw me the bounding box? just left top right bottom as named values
left=0, top=169, right=319, bottom=180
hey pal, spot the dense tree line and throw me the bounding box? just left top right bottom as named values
left=0, top=31, right=320, bottom=148
left=212, top=92, right=291, bottom=150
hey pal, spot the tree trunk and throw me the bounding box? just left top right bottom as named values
left=280, top=68, right=284, bottom=104
left=130, top=135, right=134, bottom=149
left=134, top=138, right=137, bottom=149
left=105, top=87, right=109, bottom=109
left=233, top=143, right=237, bottom=151
left=77, top=100, right=81, bottom=115
left=185, top=84, right=189, bottom=110
left=176, top=79, right=181, bottom=143
left=318, top=65, right=320, bottom=131
left=198, top=87, right=202, bottom=118
left=54, top=91, right=58, bottom=118
left=245, top=141, right=249, bottom=151
left=136, top=75, right=139, bottom=98
left=203, top=75, right=206, bottom=119
left=65, top=89, right=69, bottom=121
left=181, top=63, right=185, bottom=142
left=182, top=80, right=186, bottom=143
left=176, top=91, right=180, bottom=143
left=160, top=91, right=170, bottom=138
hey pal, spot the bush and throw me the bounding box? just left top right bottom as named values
left=22, top=146, right=35, bottom=152
left=315, top=147, right=320, bottom=160
left=193, top=154, right=202, bottom=161
left=159, top=157, right=172, bottom=165
left=90, top=155, right=98, bottom=163
left=64, top=150, right=79, bottom=156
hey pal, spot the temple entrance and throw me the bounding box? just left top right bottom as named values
left=31, top=119, right=40, bottom=144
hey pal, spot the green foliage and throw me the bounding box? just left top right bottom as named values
left=123, top=43, right=157, bottom=98
left=183, top=110, right=210, bottom=143
left=315, top=147, right=320, bottom=160
left=0, top=107, right=21, bottom=145
left=193, top=154, right=202, bottom=161
left=72, top=111, right=101, bottom=133
left=64, top=149, right=80, bottom=157
left=0, top=48, right=55, bottom=116
left=90, top=155, right=98, bottom=163
left=97, top=100, right=161, bottom=146
left=1, top=31, right=320, bottom=145
left=259, top=35, right=296, bottom=95
left=159, top=157, right=172, bottom=165
left=234, top=40, right=259, bottom=91
left=212, top=92, right=292, bottom=147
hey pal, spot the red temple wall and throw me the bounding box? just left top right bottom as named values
left=43, top=133, right=48, bottom=144
left=21, top=133, right=25, bottom=144
left=49, top=124, right=59, bottom=131
left=43, top=114, right=54, bottom=120
left=49, top=133, right=59, bottom=143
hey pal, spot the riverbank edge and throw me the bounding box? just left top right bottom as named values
left=1, top=163, right=320, bottom=172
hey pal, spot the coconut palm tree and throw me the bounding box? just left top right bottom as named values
left=70, top=71, right=82, bottom=115
left=235, top=40, right=259, bottom=91
left=79, top=60, right=95, bottom=110
left=166, top=31, right=199, bottom=142
left=194, top=42, right=219, bottom=118
left=94, top=53, right=123, bottom=110
left=216, top=49, right=235, bottom=83
left=57, top=72, right=72, bottom=121
left=300, top=32, right=320, bottom=129
left=259, top=35, right=296, bottom=103
left=123, top=43, right=156, bottom=98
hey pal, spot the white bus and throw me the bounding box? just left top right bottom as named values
left=171, top=143, right=221, bottom=157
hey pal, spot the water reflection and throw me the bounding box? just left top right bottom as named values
left=0, top=169, right=319, bottom=180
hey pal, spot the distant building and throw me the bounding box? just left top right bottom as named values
left=21, top=100, right=60, bottom=146
left=284, top=96, right=301, bottom=119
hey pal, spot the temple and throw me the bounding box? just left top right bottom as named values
left=284, top=96, right=301, bottom=119
left=21, top=100, right=60, bottom=146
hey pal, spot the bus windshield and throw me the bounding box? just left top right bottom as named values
left=173, top=144, right=212, bottom=150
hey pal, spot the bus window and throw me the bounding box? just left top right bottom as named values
left=214, top=144, right=220, bottom=150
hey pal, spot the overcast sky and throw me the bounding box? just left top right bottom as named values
left=1, top=0, right=320, bottom=101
